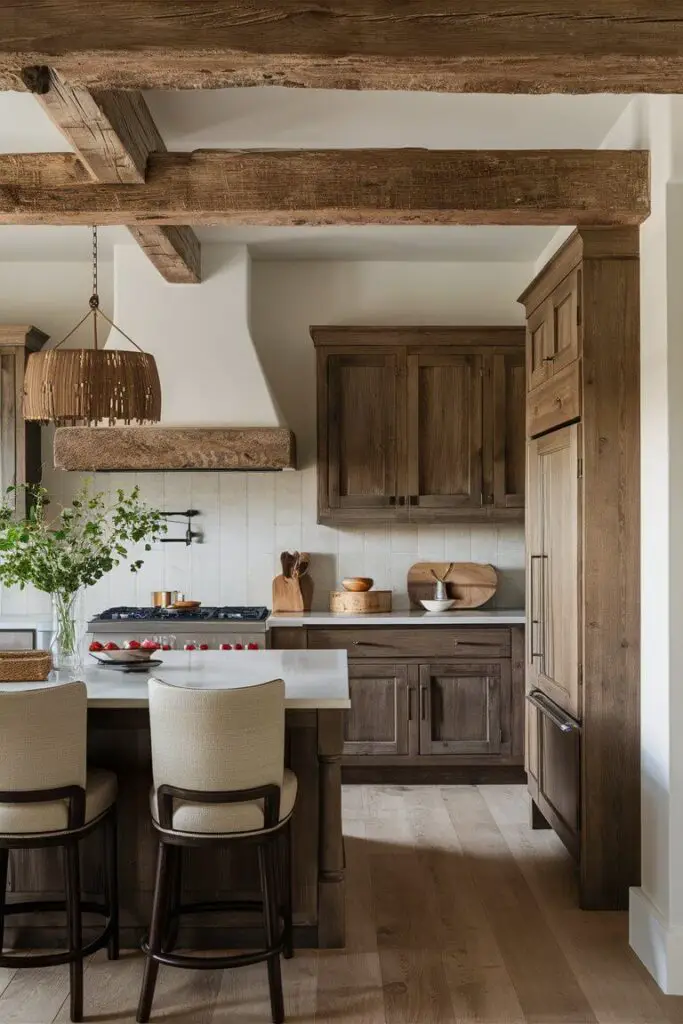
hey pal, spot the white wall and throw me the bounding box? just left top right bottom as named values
left=0, top=252, right=527, bottom=619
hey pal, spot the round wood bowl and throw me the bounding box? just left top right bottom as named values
left=173, top=600, right=201, bottom=610
left=341, top=577, right=374, bottom=593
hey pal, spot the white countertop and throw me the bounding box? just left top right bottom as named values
left=268, top=609, right=525, bottom=627
left=0, top=650, right=350, bottom=710
left=0, top=615, right=53, bottom=631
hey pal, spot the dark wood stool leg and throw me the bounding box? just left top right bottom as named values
left=63, top=841, right=84, bottom=1023
left=103, top=807, right=120, bottom=960
left=0, top=848, right=8, bottom=954
left=137, top=840, right=173, bottom=1024
left=162, top=845, right=182, bottom=954
left=282, top=825, right=293, bottom=960
left=258, top=841, right=285, bottom=1024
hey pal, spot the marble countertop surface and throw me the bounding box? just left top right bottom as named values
left=268, top=608, right=525, bottom=627
left=0, top=649, right=351, bottom=710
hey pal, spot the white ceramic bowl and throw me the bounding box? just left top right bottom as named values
left=420, top=599, right=456, bottom=613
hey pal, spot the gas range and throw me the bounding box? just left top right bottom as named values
left=87, top=606, right=270, bottom=651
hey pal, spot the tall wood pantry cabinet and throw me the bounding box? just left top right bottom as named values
left=519, top=227, right=640, bottom=911
left=0, top=326, right=48, bottom=510
left=311, top=326, right=525, bottom=525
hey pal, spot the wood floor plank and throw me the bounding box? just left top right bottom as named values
left=480, top=785, right=682, bottom=1024
left=442, top=785, right=598, bottom=1024
left=0, top=963, right=70, bottom=1023
left=370, top=836, right=456, bottom=1023
left=401, top=788, right=526, bottom=1022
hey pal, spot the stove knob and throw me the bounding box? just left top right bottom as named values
left=184, top=643, right=196, bottom=651
left=247, top=642, right=259, bottom=650
left=199, top=643, right=209, bottom=651
left=219, top=643, right=232, bottom=651
left=233, top=643, right=244, bottom=651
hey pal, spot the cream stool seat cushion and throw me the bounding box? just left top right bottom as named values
left=0, top=767, right=117, bottom=837
left=150, top=768, right=298, bottom=837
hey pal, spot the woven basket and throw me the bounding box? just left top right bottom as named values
left=0, top=650, right=53, bottom=682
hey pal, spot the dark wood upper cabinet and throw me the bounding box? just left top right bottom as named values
left=323, top=350, right=403, bottom=518
left=0, top=326, right=48, bottom=511
left=312, top=327, right=525, bottom=525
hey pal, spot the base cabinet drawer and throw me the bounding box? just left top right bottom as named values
left=307, top=627, right=511, bottom=660
left=527, top=691, right=580, bottom=859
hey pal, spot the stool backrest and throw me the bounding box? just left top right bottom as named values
left=0, top=681, right=87, bottom=792
left=148, top=677, right=286, bottom=796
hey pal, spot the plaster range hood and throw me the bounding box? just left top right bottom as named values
left=53, top=426, right=297, bottom=472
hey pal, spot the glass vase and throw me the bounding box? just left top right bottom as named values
left=51, top=590, right=85, bottom=673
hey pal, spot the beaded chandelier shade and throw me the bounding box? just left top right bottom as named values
left=23, top=227, right=162, bottom=426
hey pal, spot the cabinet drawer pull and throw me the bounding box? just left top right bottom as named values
left=351, top=640, right=390, bottom=648
left=526, top=690, right=577, bottom=733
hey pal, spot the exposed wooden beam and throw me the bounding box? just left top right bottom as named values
left=0, top=150, right=650, bottom=227
left=21, top=66, right=201, bottom=283
left=2, top=2, right=683, bottom=94
left=127, top=225, right=201, bottom=285
left=24, top=66, right=162, bottom=184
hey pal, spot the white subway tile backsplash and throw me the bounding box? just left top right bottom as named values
left=1, top=464, right=524, bottom=617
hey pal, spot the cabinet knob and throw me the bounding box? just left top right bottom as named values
left=554, top=396, right=563, bottom=407
left=543, top=355, right=555, bottom=363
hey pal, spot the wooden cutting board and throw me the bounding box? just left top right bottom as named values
left=407, top=562, right=497, bottom=609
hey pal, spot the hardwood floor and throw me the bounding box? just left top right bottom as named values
left=1, top=784, right=682, bottom=1023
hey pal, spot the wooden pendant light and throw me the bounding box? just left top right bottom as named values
left=23, top=227, right=162, bottom=426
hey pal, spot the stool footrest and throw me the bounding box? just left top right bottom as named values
left=0, top=898, right=115, bottom=969
left=141, top=941, right=285, bottom=971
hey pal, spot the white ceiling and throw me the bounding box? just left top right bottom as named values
left=0, top=89, right=632, bottom=264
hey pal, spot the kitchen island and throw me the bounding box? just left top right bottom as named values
left=2, top=650, right=350, bottom=951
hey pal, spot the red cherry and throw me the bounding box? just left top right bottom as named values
left=161, top=644, right=171, bottom=651
left=233, top=643, right=244, bottom=651
left=199, top=643, right=209, bottom=650
left=104, top=641, right=119, bottom=651
left=184, top=643, right=196, bottom=651
left=89, top=640, right=103, bottom=652
left=219, top=643, right=232, bottom=651
left=141, top=640, right=158, bottom=650
left=247, top=643, right=259, bottom=650
left=125, top=639, right=141, bottom=650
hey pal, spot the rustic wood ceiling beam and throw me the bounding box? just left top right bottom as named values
left=21, top=66, right=201, bottom=283
left=0, top=150, right=650, bottom=227
left=2, top=2, right=683, bottom=93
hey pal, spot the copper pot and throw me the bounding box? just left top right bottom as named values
left=151, top=590, right=179, bottom=608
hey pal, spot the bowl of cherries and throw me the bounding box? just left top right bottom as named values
left=89, top=639, right=160, bottom=664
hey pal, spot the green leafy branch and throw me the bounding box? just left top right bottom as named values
left=0, top=482, right=167, bottom=596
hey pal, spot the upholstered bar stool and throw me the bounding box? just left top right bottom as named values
left=137, top=677, right=297, bottom=1024
left=0, top=681, right=119, bottom=1023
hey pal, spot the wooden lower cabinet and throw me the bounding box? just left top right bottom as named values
left=272, top=625, right=524, bottom=780
left=344, top=661, right=410, bottom=756
left=418, top=660, right=506, bottom=756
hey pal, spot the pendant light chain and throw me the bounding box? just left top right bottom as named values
left=91, top=225, right=99, bottom=349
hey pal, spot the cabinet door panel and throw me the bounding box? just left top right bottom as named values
left=326, top=351, right=402, bottom=513
left=527, top=302, right=552, bottom=391
left=550, top=270, right=580, bottom=374
left=492, top=352, right=525, bottom=509
left=344, top=661, right=410, bottom=756
left=407, top=352, right=483, bottom=514
left=527, top=425, right=581, bottom=718
left=419, top=661, right=505, bottom=756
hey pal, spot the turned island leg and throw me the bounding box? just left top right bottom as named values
left=317, top=710, right=345, bottom=948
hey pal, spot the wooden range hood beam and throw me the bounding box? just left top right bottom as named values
left=4, top=2, right=683, bottom=94
left=0, top=149, right=650, bottom=227
left=54, top=427, right=297, bottom=472
left=21, top=66, right=201, bottom=284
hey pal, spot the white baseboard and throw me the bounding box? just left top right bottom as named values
left=630, top=887, right=683, bottom=994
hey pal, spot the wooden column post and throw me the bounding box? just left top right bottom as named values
left=317, top=709, right=345, bottom=948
